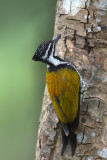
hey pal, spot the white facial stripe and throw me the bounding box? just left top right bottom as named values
left=48, top=53, right=67, bottom=66
left=42, top=43, right=51, bottom=60
left=47, top=43, right=67, bottom=66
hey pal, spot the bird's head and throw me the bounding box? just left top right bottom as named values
left=32, top=35, right=61, bottom=66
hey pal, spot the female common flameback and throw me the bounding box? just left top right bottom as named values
left=32, top=35, right=100, bottom=156
left=32, top=35, right=81, bottom=155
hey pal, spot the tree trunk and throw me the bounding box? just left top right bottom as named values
left=35, top=0, right=107, bottom=159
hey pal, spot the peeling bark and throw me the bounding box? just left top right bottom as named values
left=35, top=0, right=107, bottom=159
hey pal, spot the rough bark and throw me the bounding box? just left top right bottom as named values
left=35, top=0, right=107, bottom=159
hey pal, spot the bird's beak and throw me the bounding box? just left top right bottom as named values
left=53, top=34, right=61, bottom=44
left=32, top=54, right=40, bottom=61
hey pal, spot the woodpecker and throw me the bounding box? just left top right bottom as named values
left=32, top=35, right=101, bottom=156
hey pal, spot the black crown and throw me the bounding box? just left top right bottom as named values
left=35, top=41, right=52, bottom=57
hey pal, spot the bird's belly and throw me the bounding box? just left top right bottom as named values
left=46, top=68, right=80, bottom=124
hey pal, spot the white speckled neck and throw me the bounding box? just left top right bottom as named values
left=47, top=53, right=67, bottom=67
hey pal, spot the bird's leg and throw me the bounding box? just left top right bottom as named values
left=95, top=75, right=104, bottom=81
left=80, top=65, right=103, bottom=100
left=87, top=65, right=103, bottom=84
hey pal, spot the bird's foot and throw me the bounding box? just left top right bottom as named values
left=87, top=64, right=103, bottom=84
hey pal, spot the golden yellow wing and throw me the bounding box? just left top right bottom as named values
left=46, top=66, right=80, bottom=124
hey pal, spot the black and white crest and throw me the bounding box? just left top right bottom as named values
left=32, top=35, right=67, bottom=66
left=32, top=41, right=53, bottom=61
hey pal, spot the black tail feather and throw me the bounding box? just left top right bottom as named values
left=69, top=131, right=77, bottom=156
left=61, top=103, right=79, bottom=156
left=61, top=125, right=77, bottom=156
left=61, top=127, right=69, bottom=155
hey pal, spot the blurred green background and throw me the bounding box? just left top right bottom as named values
left=0, top=0, right=57, bottom=160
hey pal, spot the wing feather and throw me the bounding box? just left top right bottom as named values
left=46, top=67, right=80, bottom=124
